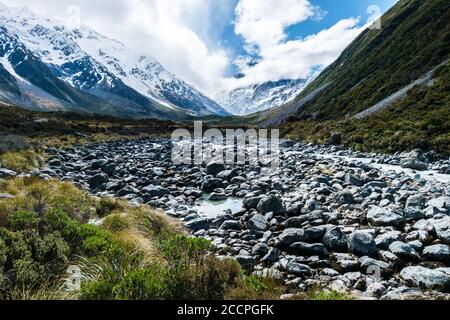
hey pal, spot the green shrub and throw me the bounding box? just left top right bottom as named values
left=113, top=266, right=170, bottom=300
left=10, top=210, right=39, bottom=230
left=157, top=235, right=213, bottom=270
left=78, top=224, right=112, bottom=256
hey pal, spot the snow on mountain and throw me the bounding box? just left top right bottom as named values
left=0, top=2, right=228, bottom=118
left=215, top=79, right=309, bottom=116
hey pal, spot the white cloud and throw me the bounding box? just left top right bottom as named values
left=1, top=0, right=370, bottom=96
left=1, top=0, right=232, bottom=95
left=229, top=0, right=366, bottom=90
left=235, top=0, right=321, bottom=49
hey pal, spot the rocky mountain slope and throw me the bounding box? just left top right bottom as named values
left=0, top=2, right=228, bottom=119
left=260, top=0, right=450, bottom=127
left=215, top=79, right=309, bottom=116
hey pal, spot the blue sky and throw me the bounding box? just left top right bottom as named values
left=2, top=0, right=399, bottom=95
left=211, top=0, right=398, bottom=77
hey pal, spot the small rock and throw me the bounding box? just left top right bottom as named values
left=348, top=231, right=377, bottom=257
left=367, top=206, right=404, bottom=228
left=400, top=266, right=450, bottom=291
left=423, top=244, right=450, bottom=263
left=257, top=195, right=285, bottom=215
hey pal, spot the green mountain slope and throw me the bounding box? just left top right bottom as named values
left=260, top=0, right=450, bottom=126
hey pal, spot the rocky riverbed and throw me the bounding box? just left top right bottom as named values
left=13, top=138, right=450, bottom=300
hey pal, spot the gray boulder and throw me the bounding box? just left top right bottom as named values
left=400, top=266, right=450, bottom=291
left=389, top=241, right=421, bottom=262
left=236, top=255, right=256, bottom=268
left=277, top=228, right=307, bottom=246
left=367, top=206, right=404, bottom=228
left=375, top=231, right=403, bottom=249
left=428, top=216, right=450, bottom=244
left=423, top=244, right=450, bottom=263
left=261, top=248, right=281, bottom=263
left=0, top=168, right=17, bottom=179
left=336, top=190, right=355, bottom=205
left=220, top=220, right=242, bottom=231
left=401, top=159, right=428, bottom=171
left=348, top=231, right=377, bottom=257
left=289, top=242, right=328, bottom=258
left=427, top=196, right=450, bottom=213
left=286, top=262, right=313, bottom=277
left=186, top=218, right=210, bottom=232
left=88, top=173, right=109, bottom=190
left=249, top=214, right=268, bottom=232
left=206, top=161, right=226, bottom=176
left=322, top=227, right=348, bottom=252
left=251, top=243, right=270, bottom=256
left=257, top=195, right=285, bottom=215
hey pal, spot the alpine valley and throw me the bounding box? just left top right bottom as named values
left=0, top=2, right=229, bottom=119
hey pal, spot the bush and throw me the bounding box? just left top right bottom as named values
left=157, top=235, right=213, bottom=270
left=9, top=210, right=39, bottom=230
left=113, top=266, right=170, bottom=300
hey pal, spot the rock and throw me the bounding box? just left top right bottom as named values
left=249, top=214, right=268, bottom=232
left=285, top=262, right=313, bottom=277
left=322, top=227, right=348, bottom=252
left=236, top=255, right=256, bottom=268
left=345, top=174, right=364, bottom=187
left=428, top=216, right=450, bottom=244
left=142, top=186, right=171, bottom=198
left=400, top=266, right=450, bottom=291
left=289, top=242, right=329, bottom=258
left=375, top=231, right=403, bottom=249
left=321, top=268, right=340, bottom=277
left=422, top=244, right=450, bottom=263
left=257, top=195, right=285, bottom=215
left=358, top=256, right=391, bottom=276
left=367, top=206, right=404, bottom=228
left=88, top=173, right=109, bottom=190
left=220, top=220, right=242, bottom=231
left=0, top=168, right=17, bottom=179
left=427, top=196, right=450, bottom=213
left=217, top=170, right=238, bottom=181
left=348, top=231, right=377, bottom=257
left=406, top=194, right=426, bottom=210
left=206, top=161, right=226, bottom=176
left=332, top=253, right=361, bottom=273
left=186, top=218, right=210, bottom=232
left=401, top=159, right=428, bottom=171
left=405, top=194, right=426, bottom=220
left=277, top=228, right=307, bottom=246
left=330, top=133, right=342, bottom=145
left=261, top=248, right=281, bottom=263
left=253, top=268, right=284, bottom=281
left=201, top=178, right=224, bottom=193
left=388, top=241, right=421, bottom=262
left=243, top=196, right=264, bottom=210
left=208, top=192, right=227, bottom=201
left=381, top=286, right=425, bottom=300
left=336, top=190, right=355, bottom=205
left=366, top=282, right=386, bottom=297
left=251, top=243, right=270, bottom=256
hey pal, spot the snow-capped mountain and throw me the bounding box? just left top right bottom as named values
left=215, top=79, right=309, bottom=116
left=0, top=2, right=228, bottom=119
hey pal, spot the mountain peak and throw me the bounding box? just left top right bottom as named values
left=0, top=3, right=228, bottom=119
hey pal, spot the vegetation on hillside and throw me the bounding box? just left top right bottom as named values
left=284, top=61, right=450, bottom=156
left=288, top=0, right=450, bottom=120
left=0, top=177, right=292, bottom=300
